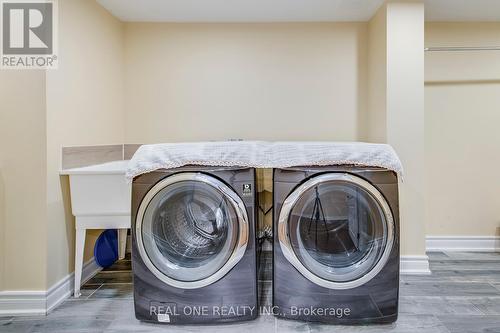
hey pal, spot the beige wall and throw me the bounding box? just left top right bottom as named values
left=45, top=0, right=124, bottom=287
left=425, top=23, right=500, bottom=237
left=365, top=2, right=427, bottom=257
left=7, top=2, right=500, bottom=295
left=124, top=22, right=368, bottom=143
left=386, top=1, right=426, bottom=256
left=387, top=2, right=426, bottom=256
left=366, top=4, right=387, bottom=143
left=0, top=71, right=47, bottom=291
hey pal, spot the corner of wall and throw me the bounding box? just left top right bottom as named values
left=386, top=1, right=426, bottom=256
left=365, top=2, right=388, bottom=143
left=45, top=0, right=127, bottom=292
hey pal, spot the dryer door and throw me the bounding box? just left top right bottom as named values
left=278, top=173, right=394, bottom=290
left=136, top=172, right=249, bottom=289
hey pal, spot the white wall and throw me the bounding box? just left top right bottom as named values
left=124, top=23, right=368, bottom=143
left=45, top=0, right=125, bottom=287
left=425, top=23, right=500, bottom=237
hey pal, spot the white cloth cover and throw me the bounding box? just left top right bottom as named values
left=126, top=141, right=403, bottom=181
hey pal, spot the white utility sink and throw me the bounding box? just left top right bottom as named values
left=61, top=160, right=131, bottom=297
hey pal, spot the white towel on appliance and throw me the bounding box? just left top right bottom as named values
left=125, top=141, right=403, bottom=182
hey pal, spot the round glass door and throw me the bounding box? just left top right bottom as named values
left=136, top=173, right=249, bottom=289
left=278, top=173, right=394, bottom=290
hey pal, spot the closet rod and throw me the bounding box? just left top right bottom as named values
left=425, top=46, right=500, bottom=52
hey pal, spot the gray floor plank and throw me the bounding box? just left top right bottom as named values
left=7, top=251, right=500, bottom=332
left=443, top=252, right=500, bottom=261
left=427, top=252, right=452, bottom=260
left=8, top=315, right=112, bottom=333
left=399, top=296, right=483, bottom=315
left=436, top=314, right=500, bottom=333
left=309, top=314, right=450, bottom=333
left=85, top=271, right=133, bottom=285
left=468, top=296, right=500, bottom=315
left=401, top=269, right=500, bottom=284
left=430, top=260, right=500, bottom=271
left=1, top=319, right=37, bottom=333
left=400, top=281, right=500, bottom=297
left=87, top=283, right=133, bottom=299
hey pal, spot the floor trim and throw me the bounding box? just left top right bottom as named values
left=0, top=257, right=101, bottom=317
left=400, top=255, right=431, bottom=275
left=426, top=236, right=500, bottom=252
left=0, top=291, right=46, bottom=316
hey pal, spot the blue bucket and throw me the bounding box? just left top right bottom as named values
left=94, top=229, right=118, bottom=268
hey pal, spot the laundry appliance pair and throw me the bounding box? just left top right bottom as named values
left=131, top=165, right=399, bottom=325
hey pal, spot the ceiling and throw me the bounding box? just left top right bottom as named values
left=96, top=0, right=500, bottom=22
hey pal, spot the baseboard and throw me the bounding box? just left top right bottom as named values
left=400, top=255, right=431, bottom=275
left=426, top=236, right=500, bottom=252
left=0, top=257, right=101, bottom=316
left=0, top=291, right=47, bottom=316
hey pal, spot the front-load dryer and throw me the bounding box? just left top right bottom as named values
left=273, top=166, right=399, bottom=324
left=132, top=167, right=257, bottom=324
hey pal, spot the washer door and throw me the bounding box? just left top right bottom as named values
left=278, top=173, right=394, bottom=290
left=136, top=172, right=249, bottom=289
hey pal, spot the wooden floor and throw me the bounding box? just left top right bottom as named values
left=2, top=250, right=500, bottom=332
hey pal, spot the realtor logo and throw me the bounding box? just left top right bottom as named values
left=1, top=0, right=57, bottom=68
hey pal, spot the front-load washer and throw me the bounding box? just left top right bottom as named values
left=273, top=166, right=399, bottom=324
left=132, top=166, right=257, bottom=324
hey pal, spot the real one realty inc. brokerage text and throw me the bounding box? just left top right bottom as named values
left=150, top=305, right=352, bottom=318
